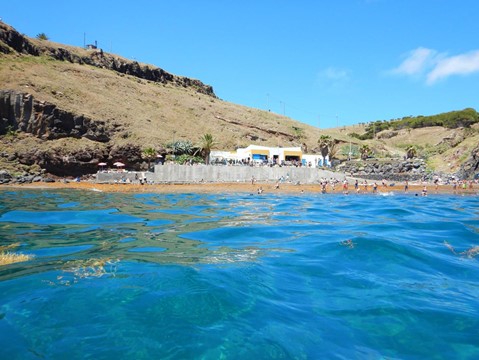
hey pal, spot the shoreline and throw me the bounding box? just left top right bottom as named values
left=0, top=181, right=477, bottom=195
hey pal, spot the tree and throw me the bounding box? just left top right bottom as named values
left=36, top=33, right=49, bottom=40
left=292, top=126, right=305, bottom=143
left=329, top=139, right=339, bottom=160
left=197, top=133, right=216, bottom=165
left=405, top=145, right=417, bottom=159
left=359, top=144, right=372, bottom=160
left=142, top=147, right=156, bottom=170
left=318, top=135, right=333, bottom=158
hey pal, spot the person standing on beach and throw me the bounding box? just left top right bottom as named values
left=354, top=179, right=359, bottom=193
left=321, top=181, right=327, bottom=194
left=363, top=180, right=368, bottom=193
left=342, top=179, right=349, bottom=194
left=404, top=180, right=409, bottom=193
left=422, top=185, right=428, bottom=196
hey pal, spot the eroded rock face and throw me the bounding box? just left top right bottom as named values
left=0, top=90, right=111, bottom=141
left=457, top=145, right=479, bottom=179
left=108, top=144, right=143, bottom=171
left=4, top=141, right=147, bottom=177
left=0, top=22, right=39, bottom=55
left=13, top=145, right=108, bottom=177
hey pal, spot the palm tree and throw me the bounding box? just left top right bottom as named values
left=142, top=147, right=157, bottom=170
left=198, top=133, right=216, bottom=165
left=318, top=135, right=333, bottom=158
left=405, top=145, right=417, bottom=159
left=359, top=144, right=371, bottom=160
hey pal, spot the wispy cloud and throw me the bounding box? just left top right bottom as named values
left=391, top=47, right=479, bottom=84
left=317, top=67, right=350, bottom=88
left=427, top=50, right=479, bottom=84
left=392, top=47, right=438, bottom=76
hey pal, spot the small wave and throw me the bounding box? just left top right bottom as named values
left=378, top=191, right=394, bottom=196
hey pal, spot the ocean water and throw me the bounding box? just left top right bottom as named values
left=0, top=189, right=478, bottom=360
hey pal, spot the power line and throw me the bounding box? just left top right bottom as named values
left=262, top=93, right=342, bottom=128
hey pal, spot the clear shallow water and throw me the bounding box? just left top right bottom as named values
left=0, top=190, right=478, bottom=360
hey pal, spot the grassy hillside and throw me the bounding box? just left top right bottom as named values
left=0, top=21, right=478, bottom=177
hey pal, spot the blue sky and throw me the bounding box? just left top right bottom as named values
left=2, top=0, right=479, bottom=128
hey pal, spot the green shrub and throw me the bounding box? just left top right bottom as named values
left=174, top=154, right=204, bottom=165
left=36, top=33, right=49, bottom=40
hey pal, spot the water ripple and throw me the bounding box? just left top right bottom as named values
left=0, top=190, right=478, bottom=359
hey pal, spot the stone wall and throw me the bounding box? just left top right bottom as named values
left=96, top=164, right=347, bottom=184
left=337, top=159, right=428, bottom=181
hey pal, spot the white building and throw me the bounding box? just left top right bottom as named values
left=211, top=145, right=306, bottom=165
left=211, top=145, right=332, bottom=168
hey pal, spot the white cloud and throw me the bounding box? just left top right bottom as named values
left=392, top=47, right=437, bottom=75
left=392, top=47, right=479, bottom=84
left=427, top=50, right=479, bottom=84
left=317, top=67, right=350, bottom=88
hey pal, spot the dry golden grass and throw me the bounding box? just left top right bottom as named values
left=0, top=53, right=336, bottom=150
left=0, top=34, right=477, bottom=171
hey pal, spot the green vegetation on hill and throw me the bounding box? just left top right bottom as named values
left=351, top=108, right=479, bottom=140
left=1, top=21, right=478, bottom=178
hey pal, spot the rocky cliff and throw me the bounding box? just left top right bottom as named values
left=457, top=145, right=479, bottom=179
left=0, top=89, right=151, bottom=177
left=0, top=22, right=215, bottom=97
left=0, top=90, right=112, bottom=141
left=0, top=21, right=219, bottom=177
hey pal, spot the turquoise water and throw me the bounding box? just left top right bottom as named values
left=0, top=190, right=478, bottom=359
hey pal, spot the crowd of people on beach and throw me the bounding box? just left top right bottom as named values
left=253, top=176, right=478, bottom=196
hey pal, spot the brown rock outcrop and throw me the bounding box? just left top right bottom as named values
left=457, top=145, right=479, bottom=179
left=0, top=90, right=111, bottom=141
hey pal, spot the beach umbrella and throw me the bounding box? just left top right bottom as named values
left=98, top=162, right=107, bottom=167
left=113, top=162, right=125, bottom=167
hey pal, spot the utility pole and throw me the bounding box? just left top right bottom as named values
left=318, top=115, right=320, bottom=129
left=266, top=93, right=270, bottom=111
left=280, top=101, right=285, bottom=116
left=336, top=114, right=339, bottom=128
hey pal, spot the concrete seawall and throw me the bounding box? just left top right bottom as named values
left=96, top=164, right=347, bottom=184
